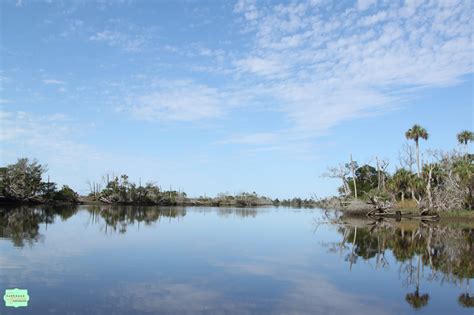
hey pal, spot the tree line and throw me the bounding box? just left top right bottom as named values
left=1, top=125, right=471, bottom=211
left=0, top=161, right=273, bottom=207
left=0, top=158, right=79, bottom=204
left=324, top=126, right=473, bottom=211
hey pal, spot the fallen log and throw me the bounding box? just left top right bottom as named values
left=99, top=197, right=112, bottom=204
left=369, top=212, right=439, bottom=220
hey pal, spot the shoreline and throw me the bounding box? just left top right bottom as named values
left=2, top=200, right=474, bottom=220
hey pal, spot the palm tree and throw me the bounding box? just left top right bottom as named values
left=405, top=125, right=429, bottom=177
left=457, top=130, right=473, bottom=153
left=458, top=279, right=474, bottom=308
left=405, top=256, right=430, bottom=309
left=406, top=289, right=430, bottom=309
left=389, top=168, right=411, bottom=203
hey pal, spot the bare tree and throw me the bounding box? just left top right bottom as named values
left=376, top=157, right=381, bottom=191
left=423, top=164, right=435, bottom=211
left=430, top=150, right=468, bottom=211
left=350, top=154, right=358, bottom=199
left=380, top=159, right=390, bottom=190
left=87, top=180, right=101, bottom=198
left=322, top=164, right=350, bottom=197
left=399, top=143, right=416, bottom=172
left=375, top=157, right=389, bottom=191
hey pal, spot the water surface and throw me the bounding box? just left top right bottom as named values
left=1, top=205, right=473, bottom=314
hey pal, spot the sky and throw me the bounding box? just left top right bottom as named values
left=0, top=0, right=473, bottom=198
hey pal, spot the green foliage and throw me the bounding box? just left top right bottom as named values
left=447, top=154, right=473, bottom=209
left=94, top=174, right=190, bottom=205
left=0, top=158, right=46, bottom=202
left=405, top=124, right=429, bottom=143
left=344, top=164, right=390, bottom=199
left=40, top=181, right=57, bottom=201
left=457, top=130, right=473, bottom=146
left=97, top=175, right=163, bottom=204
left=332, top=138, right=472, bottom=211
left=198, top=192, right=273, bottom=207
left=347, top=164, right=380, bottom=197
left=0, top=158, right=80, bottom=204
left=405, top=124, right=429, bottom=176
left=409, top=176, right=425, bottom=197
left=158, top=190, right=187, bottom=206
left=452, top=154, right=474, bottom=185
left=388, top=168, right=412, bottom=199
left=53, top=185, right=79, bottom=203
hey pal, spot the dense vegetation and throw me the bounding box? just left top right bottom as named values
left=325, top=127, right=473, bottom=212
left=330, top=219, right=474, bottom=309
left=0, top=158, right=79, bottom=204
left=1, top=126, right=471, bottom=213
left=0, top=160, right=273, bottom=207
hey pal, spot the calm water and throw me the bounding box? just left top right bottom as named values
left=1, top=205, right=473, bottom=314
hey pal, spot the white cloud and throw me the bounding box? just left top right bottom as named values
left=211, top=256, right=392, bottom=315
left=235, top=57, right=287, bottom=77
left=359, top=11, right=387, bottom=26
left=357, top=0, right=376, bottom=11
left=217, top=132, right=278, bottom=145
left=43, top=79, right=66, bottom=85
left=0, top=111, right=99, bottom=159
left=89, top=30, right=146, bottom=52
left=234, top=0, right=259, bottom=21
left=24, top=0, right=472, bottom=154
left=113, top=0, right=471, bottom=151
left=121, top=80, right=225, bottom=122
left=231, top=0, right=473, bottom=135
left=59, top=19, right=84, bottom=38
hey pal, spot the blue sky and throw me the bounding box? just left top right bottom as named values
left=0, top=0, right=472, bottom=198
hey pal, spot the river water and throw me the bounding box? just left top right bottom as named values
left=0, top=205, right=473, bottom=314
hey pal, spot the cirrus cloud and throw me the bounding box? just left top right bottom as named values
left=231, top=0, right=473, bottom=136
left=119, top=80, right=225, bottom=122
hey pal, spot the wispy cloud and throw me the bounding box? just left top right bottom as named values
left=118, top=80, right=226, bottom=122
left=216, top=132, right=278, bottom=145
left=357, top=0, right=376, bottom=11
left=234, top=57, right=287, bottom=77
left=0, top=110, right=171, bottom=191
left=0, top=111, right=99, bottom=160
left=1, top=0, right=471, bottom=196
left=211, top=255, right=392, bottom=315
left=43, top=79, right=66, bottom=85
left=120, top=0, right=472, bottom=143
left=231, top=0, right=473, bottom=135
left=89, top=29, right=146, bottom=52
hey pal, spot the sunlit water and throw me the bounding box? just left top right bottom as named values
left=1, top=205, right=473, bottom=314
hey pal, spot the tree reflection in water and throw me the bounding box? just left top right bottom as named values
left=324, top=216, right=474, bottom=309
left=459, top=279, right=474, bottom=307
left=0, top=206, right=43, bottom=247
left=0, top=205, right=189, bottom=243
left=87, top=205, right=187, bottom=234
left=0, top=205, right=262, bottom=245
